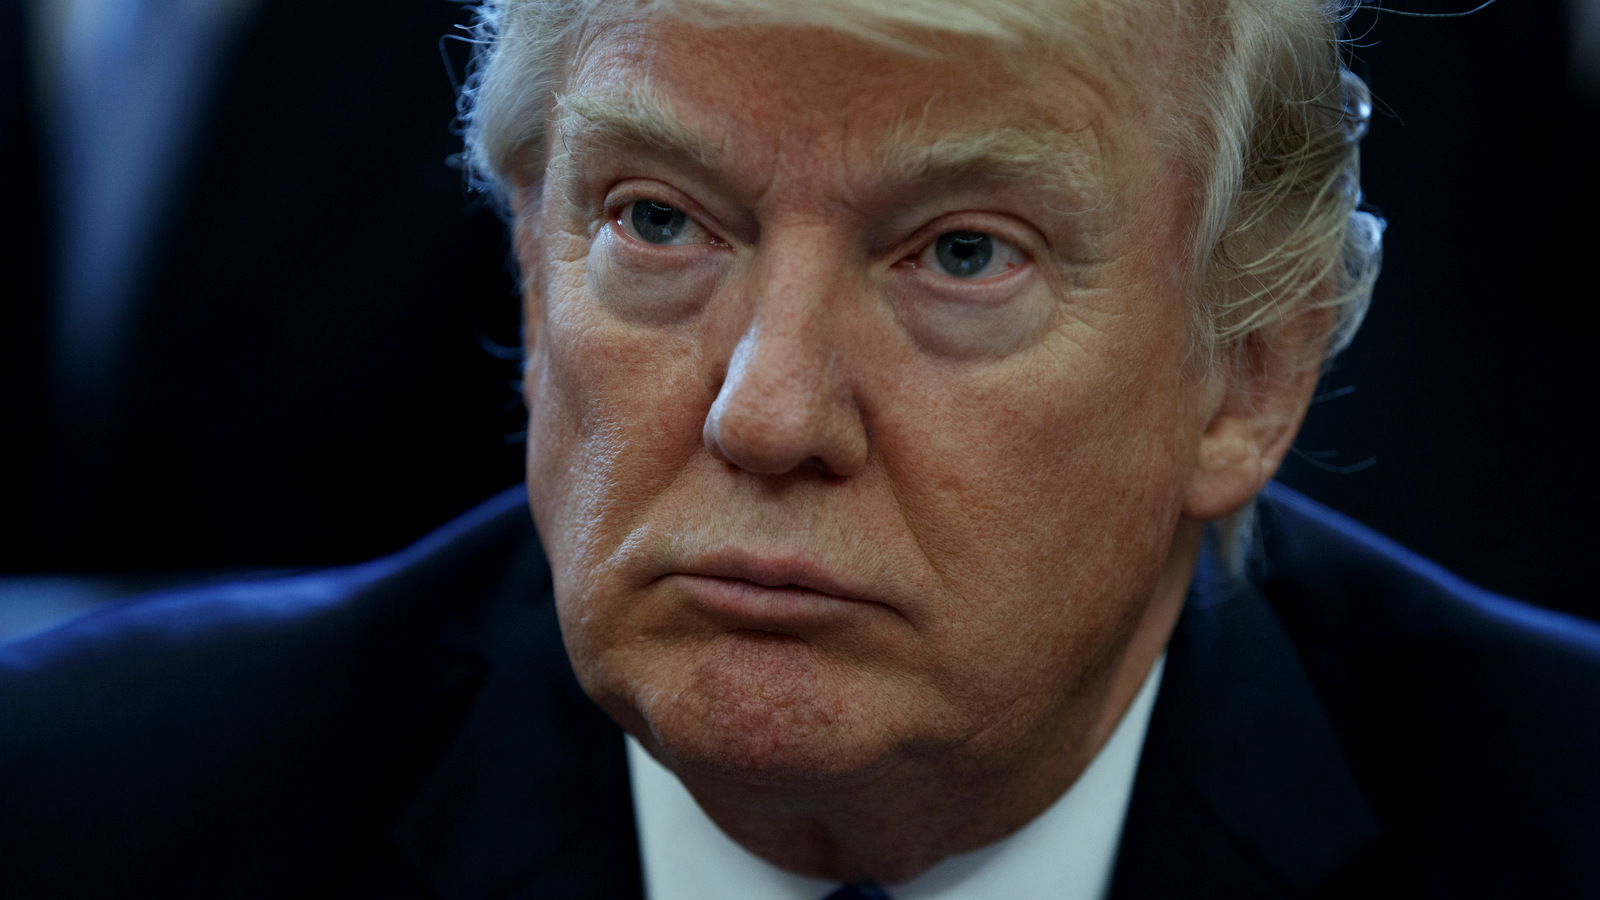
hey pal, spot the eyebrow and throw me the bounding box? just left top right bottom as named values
left=549, top=83, right=1108, bottom=212
left=552, top=84, right=717, bottom=168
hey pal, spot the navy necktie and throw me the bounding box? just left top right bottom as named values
left=823, top=885, right=893, bottom=900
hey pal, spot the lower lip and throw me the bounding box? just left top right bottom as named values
left=671, top=574, right=870, bottom=628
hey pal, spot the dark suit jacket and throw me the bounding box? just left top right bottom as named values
left=2, top=486, right=1597, bottom=898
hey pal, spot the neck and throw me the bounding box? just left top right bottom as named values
left=665, top=521, right=1201, bottom=884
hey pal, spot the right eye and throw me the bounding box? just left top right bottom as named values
left=622, top=199, right=698, bottom=245
left=915, top=230, right=1027, bottom=280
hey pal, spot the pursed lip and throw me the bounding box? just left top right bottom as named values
left=666, top=550, right=890, bottom=624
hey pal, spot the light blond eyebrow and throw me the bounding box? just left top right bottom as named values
left=551, top=84, right=719, bottom=169
left=873, top=119, right=1109, bottom=212
left=549, top=83, right=1106, bottom=212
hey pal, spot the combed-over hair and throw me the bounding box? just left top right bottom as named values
left=457, top=0, right=1383, bottom=566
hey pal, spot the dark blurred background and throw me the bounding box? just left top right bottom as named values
left=1, top=0, right=1595, bottom=638
left=1276, top=0, right=1599, bottom=623
left=1, top=0, right=525, bottom=635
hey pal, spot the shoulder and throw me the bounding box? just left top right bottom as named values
left=0, top=486, right=553, bottom=896
left=1256, top=482, right=1600, bottom=688
left=1, top=485, right=544, bottom=719
left=1255, top=484, right=1600, bottom=893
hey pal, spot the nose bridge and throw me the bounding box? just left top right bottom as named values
left=742, top=237, right=839, bottom=388
left=703, top=226, right=867, bottom=477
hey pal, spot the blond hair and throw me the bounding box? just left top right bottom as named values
left=459, top=0, right=1383, bottom=565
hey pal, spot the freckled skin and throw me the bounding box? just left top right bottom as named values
left=517, top=18, right=1323, bottom=885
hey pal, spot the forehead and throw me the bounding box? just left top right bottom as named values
left=550, top=16, right=1178, bottom=210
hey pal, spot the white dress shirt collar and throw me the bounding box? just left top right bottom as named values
left=629, top=653, right=1165, bottom=900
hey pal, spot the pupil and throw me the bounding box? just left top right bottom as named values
left=935, top=231, right=993, bottom=278
left=631, top=201, right=687, bottom=244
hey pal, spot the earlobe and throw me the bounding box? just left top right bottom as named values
left=1182, top=311, right=1331, bottom=522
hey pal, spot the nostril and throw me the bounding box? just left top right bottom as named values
left=705, top=393, right=867, bottom=479
left=702, top=410, right=733, bottom=466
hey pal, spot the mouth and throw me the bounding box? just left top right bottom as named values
left=666, top=551, right=888, bottom=629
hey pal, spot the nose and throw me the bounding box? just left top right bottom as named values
left=703, top=265, right=869, bottom=478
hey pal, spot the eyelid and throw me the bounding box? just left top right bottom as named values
left=897, top=216, right=1037, bottom=281
left=604, top=180, right=726, bottom=246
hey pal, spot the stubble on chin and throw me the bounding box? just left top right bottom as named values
left=625, top=631, right=913, bottom=790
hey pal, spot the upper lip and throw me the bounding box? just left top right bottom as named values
left=674, top=551, right=876, bottom=604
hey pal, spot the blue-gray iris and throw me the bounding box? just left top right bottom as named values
left=631, top=200, right=689, bottom=243
left=935, top=231, right=994, bottom=278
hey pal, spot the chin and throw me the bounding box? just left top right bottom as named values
left=631, top=631, right=903, bottom=790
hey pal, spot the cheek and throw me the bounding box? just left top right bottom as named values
left=883, top=334, right=1194, bottom=666
left=523, top=253, right=713, bottom=588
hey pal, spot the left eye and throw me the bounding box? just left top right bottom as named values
left=624, top=200, right=692, bottom=244
left=919, top=230, right=1025, bottom=279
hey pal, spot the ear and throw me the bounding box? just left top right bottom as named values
left=1183, top=308, right=1332, bottom=522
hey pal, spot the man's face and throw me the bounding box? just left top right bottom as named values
left=520, top=18, right=1220, bottom=793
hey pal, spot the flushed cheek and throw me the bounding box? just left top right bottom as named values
left=526, top=294, right=710, bottom=585
left=904, top=457, right=1178, bottom=753
left=527, top=326, right=713, bottom=726
left=888, top=358, right=1187, bottom=636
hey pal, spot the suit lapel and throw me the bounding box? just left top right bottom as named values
left=390, top=546, right=641, bottom=900
left=1110, top=550, right=1383, bottom=899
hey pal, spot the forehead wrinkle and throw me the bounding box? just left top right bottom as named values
left=545, top=77, right=1112, bottom=246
